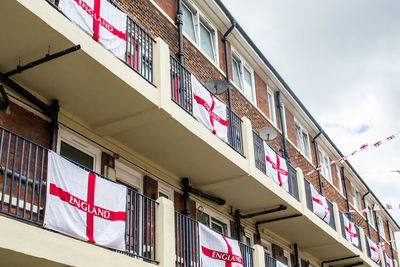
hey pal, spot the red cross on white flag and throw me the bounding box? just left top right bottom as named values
left=59, top=0, right=127, bottom=59
left=366, top=236, right=381, bottom=264
left=310, top=185, right=330, bottom=224
left=264, top=142, right=289, bottom=192
left=385, top=253, right=393, bottom=267
left=44, top=152, right=127, bottom=250
left=199, top=224, right=243, bottom=267
left=342, top=214, right=359, bottom=247
left=192, top=75, right=228, bottom=142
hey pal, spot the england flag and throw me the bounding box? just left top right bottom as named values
left=264, top=142, right=289, bottom=192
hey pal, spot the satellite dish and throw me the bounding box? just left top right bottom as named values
left=259, top=127, right=277, bottom=141
left=205, top=80, right=229, bottom=95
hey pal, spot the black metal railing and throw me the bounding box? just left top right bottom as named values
left=265, top=254, right=281, bottom=267
left=0, top=127, right=47, bottom=225
left=253, top=131, right=299, bottom=200
left=304, top=179, right=336, bottom=230
left=175, top=212, right=253, bottom=267
left=339, top=211, right=363, bottom=252
left=125, top=188, right=157, bottom=262
left=170, top=56, right=244, bottom=156
left=46, top=0, right=155, bottom=83
left=0, top=126, right=157, bottom=262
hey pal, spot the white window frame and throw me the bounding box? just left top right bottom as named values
left=267, top=87, right=277, bottom=125
left=231, top=49, right=256, bottom=103
left=351, top=183, right=362, bottom=211
left=158, top=182, right=174, bottom=201
left=283, top=250, right=292, bottom=267
left=377, top=215, right=385, bottom=238
left=294, top=120, right=312, bottom=160
left=181, top=0, right=218, bottom=64
left=243, top=229, right=254, bottom=247
left=336, top=165, right=343, bottom=194
left=57, top=128, right=102, bottom=173
left=261, top=239, right=272, bottom=256
left=366, top=202, right=375, bottom=227
left=115, top=161, right=143, bottom=194
left=318, top=148, right=332, bottom=183
left=196, top=203, right=231, bottom=236
left=281, top=103, right=287, bottom=138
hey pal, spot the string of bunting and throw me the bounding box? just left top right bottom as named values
left=305, top=131, right=400, bottom=177
left=350, top=204, right=400, bottom=214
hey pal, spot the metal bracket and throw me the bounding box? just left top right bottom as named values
left=0, top=82, right=10, bottom=111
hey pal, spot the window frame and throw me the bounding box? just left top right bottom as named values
left=267, top=87, right=277, bottom=125
left=366, top=202, right=375, bottom=227
left=336, top=165, right=344, bottom=194
left=283, top=250, right=292, bottom=267
left=158, top=182, right=174, bottom=202
left=377, top=215, right=385, bottom=238
left=231, top=48, right=256, bottom=103
left=115, top=161, right=143, bottom=194
left=196, top=204, right=231, bottom=236
left=350, top=183, right=362, bottom=211
left=181, top=0, right=218, bottom=64
left=57, top=128, right=102, bottom=173
left=243, top=229, right=254, bottom=247
left=318, top=148, right=332, bottom=183
left=294, top=120, right=312, bottom=160
left=281, top=103, right=287, bottom=138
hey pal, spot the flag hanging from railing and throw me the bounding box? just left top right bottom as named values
left=44, top=151, right=127, bottom=251
left=276, top=261, right=289, bottom=267
left=199, top=224, right=243, bottom=267
left=342, top=213, right=359, bottom=247
left=310, top=184, right=330, bottom=224
left=366, top=236, right=381, bottom=264
left=192, top=75, right=228, bottom=142
left=59, top=0, right=127, bottom=59
left=264, top=142, right=289, bottom=192
left=385, top=253, right=394, bottom=267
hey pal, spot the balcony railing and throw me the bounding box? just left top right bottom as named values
left=253, top=131, right=299, bottom=200
left=339, top=211, right=363, bottom=252
left=170, top=56, right=244, bottom=156
left=175, top=212, right=253, bottom=267
left=304, top=179, right=336, bottom=230
left=0, top=126, right=157, bottom=262
left=46, top=0, right=155, bottom=83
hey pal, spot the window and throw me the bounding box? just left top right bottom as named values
left=115, top=161, right=143, bottom=193
left=336, top=166, right=343, bottom=194
left=181, top=1, right=218, bottom=63
left=197, top=205, right=229, bottom=235
left=158, top=183, right=174, bottom=201
left=377, top=215, right=385, bottom=238
left=295, top=121, right=311, bottom=159
left=366, top=203, right=375, bottom=227
left=243, top=229, right=254, bottom=247
left=283, top=250, right=292, bottom=267
left=262, top=240, right=272, bottom=256
left=351, top=184, right=362, bottom=211
left=57, top=128, right=101, bottom=172
left=231, top=50, right=256, bottom=102
left=318, top=149, right=332, bottom=183
left=267, top=87, right=276, bottom=125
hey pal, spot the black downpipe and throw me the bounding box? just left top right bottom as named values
left=312, top=131, right=323, bottom=194
left=182, top=177, right=190, bottom=216
left=176, top=0, right=184, bottom=64
left=294, top=244, right=299, bottom=267
left=342, top=166, right=352, bottom=221
left=234, top=209, right=241, bottom=241
left=362, top=192, right=371, bottom=237
left=49, top=99, right=60, bottom=151
left=222, top=21, right=236, bottom=110
left=276, top=91, right=289, bottom=162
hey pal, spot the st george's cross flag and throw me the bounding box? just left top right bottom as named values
left=366, top=236, right=381, bottom=264
left=192, top=75, right=228, bottom=142
left=59, top=0, right=127, bottom=59
left=385, top=253, right=394, bottom=267
left=199, top=224, right=243, bottom=267
left=342, top=213, right=359, bottom=247
left=264, top=142, right=289, bottom=192
left=310, top=184, right=330, bottom=224
left=44, top=151, right=127, bottom=250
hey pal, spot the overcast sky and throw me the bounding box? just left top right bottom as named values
left=221, top=0, right=400, bottom=248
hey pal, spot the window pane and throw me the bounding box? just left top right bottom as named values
left=243, top=67, right=254, bottom=101
left=268, top=92, right=276, bottom=123
left=302, top=132, right=310, bottom=157
left=159, top=192, right=169, bottom=199
left=232, top=58, right=242, bottom=88
left=182, top=4, right=196, bottom=42
left=197, top=210, right=210, bottom=227
left=211, top=217, right=228, bottom=235
left=200, top=23, right=215, bottom=61
left=60, top=141, right=94, bottom=170
left=336, top=166, right=343, bottom=193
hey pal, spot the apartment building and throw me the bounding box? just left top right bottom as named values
left=0, top=0, right=398, bottom=266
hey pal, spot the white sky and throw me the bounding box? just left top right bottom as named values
left=221, top=0, right=400, bottom=249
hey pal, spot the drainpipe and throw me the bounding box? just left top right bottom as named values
left=374, top=210, right=381, bottom=245
left=276, top=91, right=289, bottom=162
left=176, top=0, right=184, bottom=64
left=387, top=221, right=395, bottom=259
left=222, top=21, right=236, bottom=111
left=341, top=167, right=352, bottom=221
left=362, top=191, right=371, bottom=237
left=294, top=244, right=300, bottom=267
left=312, top=131, right=323, bottom=194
